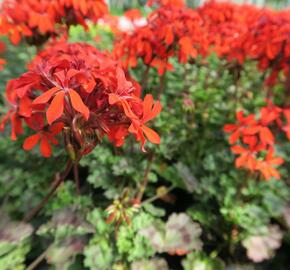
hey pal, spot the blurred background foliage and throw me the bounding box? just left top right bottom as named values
left=106, top=0, right=290, bottom=9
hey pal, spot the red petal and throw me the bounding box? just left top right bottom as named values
left=116, top=67, right=132, bottom=91
left=243, top=126, right=260, bottom=135
left=235, top=155, right=246, bottom=168
left=236, top=111, right=244, bottom=122
left=49, top=122, right=64, bottom=135
left=286, top=131, right=290, bottom=140
left=268, top=167, right=281, bottom=179
left=223, top=124, right=237, bottom=133
left=46, top=91, right=65, bottom=125
left=231, top=145, right=246, bottom=154
left=121, top=100, right=138, bottom=120
left=67, top=69, right=80, bottom=79
left=259, top=127, right=274, bottom=145
left=165, top=26, right=174, bottom=45
left=23, top=133, right=40, bottom=150
left=142, top=125, right=160, bottom=144
left=179, top=36, right=192, bottom=55
left=108, top=93, right=120, bottom=105
left=142, top=94, right=162, bottom=123
left=284, top=109, right=290, bottom=123
left=11, top=113, right=23, bottom=140
left=243, top=135, right=257, bottom=147
left=269, top=155, right=284, bottom=165
left=143, top=94, right=154, bottom=117
left=33, top=87, right=59, bottom=104
left=40, top=137, right=52, bottom=157
left=19, top=96, right=32, bottom=117
left=68, top=89, right=90, bottom=120
left=229, top=130, right=240, bottom=144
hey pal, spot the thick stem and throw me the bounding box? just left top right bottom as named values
left=22, top=160, right=73, bottom=223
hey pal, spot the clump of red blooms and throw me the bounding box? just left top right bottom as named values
left=114, top=0, right=207, bottom=75
left=113, top=1, right=290, bottom=84
left=224, top=101, right=290, bottom=180
left=0, top=0, right=108, bottom=46
left=0, top=42, right=162, bottom=158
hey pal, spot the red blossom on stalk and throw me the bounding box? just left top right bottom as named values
left=0, top=42, right=161, bottom=158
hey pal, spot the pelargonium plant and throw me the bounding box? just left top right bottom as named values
left=0, top=41, right=161, bottom=220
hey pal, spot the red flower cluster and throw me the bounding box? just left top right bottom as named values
left=113, top=2, right=207, bottom=75
left=0, top=42, right=161, bottom=158
left=0, top=0, right=108, bottom=46
left=244, top=8, right=290, bottom=85
left=197, top=1, right=259, bottom=64
left=224, top=101, right=290, bottom=180
left=114, top=1, right=290, bottom=83
left=198, top=1, right=290, bottom=85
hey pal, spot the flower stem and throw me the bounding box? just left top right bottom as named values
left=22, top=160, right=73, bottom=223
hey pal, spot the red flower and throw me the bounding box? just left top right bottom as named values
left=32, top=69, right=90, bottom=125
left=23, top=123, right=64, bottom=157
left=0, top=79, right=32, bottom=140
left=129, top=94, right=162, bottom=151
left=231, top=144, right=261, bottom=171
left=255, top=148, right=284, bottom=180
left=223, top=111, right=259, bottom=144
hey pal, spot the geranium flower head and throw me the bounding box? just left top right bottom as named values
left=0, top=42, right=161, bottom=158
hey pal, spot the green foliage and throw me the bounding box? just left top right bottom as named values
left=116, top=213, right=155, bottom=262
left=131, top=257, right=169, bottom=270
left=182, top=252, right=225, bottom=270
left=84, top=237, right=114, bottom=270
left=0, top=220, right=33, bottom=270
